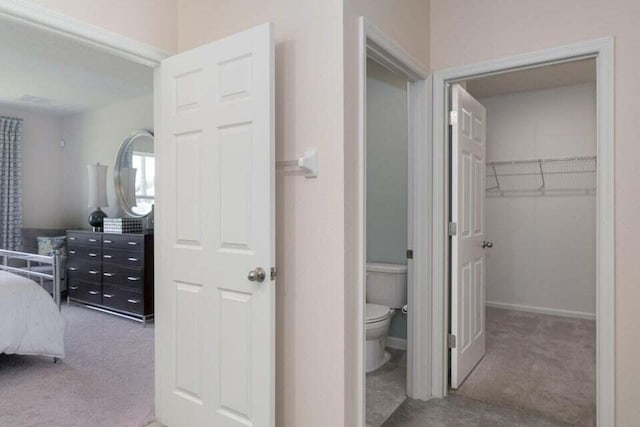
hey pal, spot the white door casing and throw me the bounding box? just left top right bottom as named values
left=450, top=84, right=486, bottom=389
left=156, top=23, right=275, bottom=426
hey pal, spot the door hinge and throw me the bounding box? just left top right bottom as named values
left=270, top=267, right=277, bottom=281
left=448, top=334, right=457, bottom=349
left=449, top=110, right=458, bottom=126
left=448, top=221, right=457, bottom=236
left=406, top=249, right=414, bottom=260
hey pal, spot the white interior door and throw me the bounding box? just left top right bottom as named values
left=450, top=84, right=486, bottom=389
left=155, top=23, right=275, bottom=426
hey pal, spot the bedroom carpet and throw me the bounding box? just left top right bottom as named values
left=451, top=307, right=596, bottom=426
left=0, top=303, right=154, bottom=427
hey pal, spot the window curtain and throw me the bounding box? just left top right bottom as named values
left=0, top=116, right=23, bottom=251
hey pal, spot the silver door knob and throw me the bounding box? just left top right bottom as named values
left=482, top=241, right=493, bottom=248
left=248, top=267, right=266, bottom=283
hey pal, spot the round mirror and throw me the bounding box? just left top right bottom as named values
left=114, top=130, right=155, bottom=218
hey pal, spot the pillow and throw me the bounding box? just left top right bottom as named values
left=37, top=236, right=67, bottom=257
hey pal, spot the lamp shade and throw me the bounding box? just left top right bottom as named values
left=87, top=163, right=109, bottom=208
left=121, top=167, right=138, bottom=207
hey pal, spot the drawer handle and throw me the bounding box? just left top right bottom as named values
left=127, top=241, right=138, bottom=246
left=104, top=272, right=115, bottom=277
left=69, top=267, right=78, bottom=271
left=127, top=299, right=140, bottom=304
left=69, top=250, right=76, bottom=255
left=89, top=253, right=97, bottom=257
left=103, top=294, right=114, bottom=298
left=103, top=255, right=112, bottom=259
left=88, top=238, right=97, bottom=242
left=128, top=257, right=139, bottom=262
left=104, top=240, right=113, bottom=244
left=69, top=286, right=78, bottom=290
left=88, top=290, right=99, bottom=295
left=127, top=276, right=141, bottom=281
left=88, top=270, right=99, bottom=275
left=69, top=237, right=76, bottom=241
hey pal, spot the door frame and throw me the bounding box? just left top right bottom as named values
left=431, top=38, right=615, bottom=426
left=0, top=0, right=171, bottom=66
left=356, top=17, right=431, bottom=425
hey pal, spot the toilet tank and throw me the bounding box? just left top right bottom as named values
left=366, top=262, right=407, bottom=309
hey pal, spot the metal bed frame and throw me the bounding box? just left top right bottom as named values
left=0, top=248, right=63, bottom=310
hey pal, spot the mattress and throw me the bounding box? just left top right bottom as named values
left=0, top=271, right=64, bottom=358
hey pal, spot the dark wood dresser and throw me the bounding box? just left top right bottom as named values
left=66, top=230, right=154, bottom=324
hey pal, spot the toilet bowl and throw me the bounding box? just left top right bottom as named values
left=365, top=303, right=395, bottom=373
left=365, top=262, right=407, bottom=373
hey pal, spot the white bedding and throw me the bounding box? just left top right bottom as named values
left=0, top=270, right=64, bottom=358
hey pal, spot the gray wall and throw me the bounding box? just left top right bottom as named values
left=61, top=94, right=153, bottom=228
left=366, top=59, right=408, bottom=339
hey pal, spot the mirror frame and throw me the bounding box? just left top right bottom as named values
left=114, top=129, right=155, bottom=218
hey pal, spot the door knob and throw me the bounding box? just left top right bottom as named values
left=248, top=267, right=266, bottom=283
left=482, top=241, right=493, bottom=248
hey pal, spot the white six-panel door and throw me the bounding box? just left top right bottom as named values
left=155, top=23, right=275, bottom=426
left=450, top=84, right=487, bottom=389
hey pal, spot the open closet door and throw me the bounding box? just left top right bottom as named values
left=450, top=84, right=487, bottom=389
left=155, top=23, right=275, bottom=426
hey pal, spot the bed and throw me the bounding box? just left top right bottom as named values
left=0, top=249, right=64, bottom=359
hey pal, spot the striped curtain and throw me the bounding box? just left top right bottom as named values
left=0, top=117, right=23, bottom=251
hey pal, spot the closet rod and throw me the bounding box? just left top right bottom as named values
left=487, top=155, right=596, bottom=166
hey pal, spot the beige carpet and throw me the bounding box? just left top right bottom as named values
left=0, top=303, right=154, bottom=427
left=451, top=307, right=596, bottom=426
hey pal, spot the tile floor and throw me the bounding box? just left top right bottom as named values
left=366, top=348, right=407, bottom=427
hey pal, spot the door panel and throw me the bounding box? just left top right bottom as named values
left=156, top=23, right=275, bottom=427
left=450, top=84, right=487, bottom=389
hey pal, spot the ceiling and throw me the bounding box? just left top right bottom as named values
left=0, top=19, right=153, bottom=115
left=465, top=58, right=596, bottom=99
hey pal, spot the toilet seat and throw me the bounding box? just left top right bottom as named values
left=366, top=303, right=392, bottom=324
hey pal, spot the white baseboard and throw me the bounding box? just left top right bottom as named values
left=386, top=336, right=407, bottom=351
left=486, top=301, right=596, bottom=320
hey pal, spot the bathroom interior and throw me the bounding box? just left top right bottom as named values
left=364, top=58, right=597, bottom=426
left=364, top=58, right=410, bottom=427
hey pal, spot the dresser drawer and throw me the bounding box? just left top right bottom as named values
left=102, top=248, right=143, bottom=267
left=102, top=264, right=144, bottom=289
left=68, top=281, right=102, bottom=305
left=67, top=261, right=102, bottom=283
left=102, top=284, right=144, bottom=315
left=67, top=232, right=102, bottom=248
left=102, top=234, right=144, bottom=251
left=68, top=246, right=102, bottom=260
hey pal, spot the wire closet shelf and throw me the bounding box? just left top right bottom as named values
left=486, top=155, right=597, bottom=195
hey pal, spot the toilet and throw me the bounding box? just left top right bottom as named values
left=365, top=262, right=407, bottom=373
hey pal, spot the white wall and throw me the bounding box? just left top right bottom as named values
left=479, top=83, right=596, bottom=317
left=0, top=106, right=65, bottom=229
left=61, top=95, right=153, bottom=228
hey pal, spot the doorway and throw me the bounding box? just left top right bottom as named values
left=357, top=17, right=431, bottom=427
left=448, top=59, right=598, bottom=425
left=364, top=57, right=410, bottom=427
left=0, top=11, right=158, bottom=427
left=430, top=38, right=615, bottom=426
